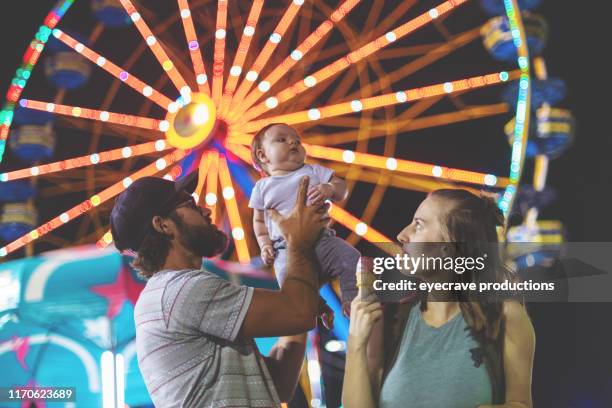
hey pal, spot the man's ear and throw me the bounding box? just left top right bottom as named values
left=151, top=215, right=171, bottom=235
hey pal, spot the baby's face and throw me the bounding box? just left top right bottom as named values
left=259, top=124, right=306, bottom=173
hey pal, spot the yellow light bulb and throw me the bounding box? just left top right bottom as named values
left=193, top=104, right=209, bottom=125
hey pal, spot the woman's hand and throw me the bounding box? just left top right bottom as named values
left=348, top=294, right=383, bottom=350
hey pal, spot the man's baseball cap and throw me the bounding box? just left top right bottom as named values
left=110, top=172, right=198, bottom=252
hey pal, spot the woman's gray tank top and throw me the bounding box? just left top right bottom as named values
left=379, top=304, right=493, bottom=408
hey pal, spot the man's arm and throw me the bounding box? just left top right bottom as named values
left=240, top=176, right=325, bottom=338
left=263, top=334, right=308, bottom=402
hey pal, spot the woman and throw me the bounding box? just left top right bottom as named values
left=343, top=189, right=535, bottom=408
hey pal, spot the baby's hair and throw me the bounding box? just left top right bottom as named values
left=250, top=122, right=289, bottom=175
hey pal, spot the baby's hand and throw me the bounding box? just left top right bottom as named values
left=318, top=298, right=335, bottom=330
left=308, top=183, right=334, bottom=206
left=260, top=244, right=276, bottom=265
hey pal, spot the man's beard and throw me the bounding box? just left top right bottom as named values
left=173, top=215, right=229, bottom=258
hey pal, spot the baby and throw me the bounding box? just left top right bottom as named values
left=248, top=123, right=360, bottom=323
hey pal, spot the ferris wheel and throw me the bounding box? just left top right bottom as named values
left=0, top=0, right=546, bottom=262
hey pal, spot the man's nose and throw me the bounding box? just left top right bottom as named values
left=201, top=207, right=212, bottom=217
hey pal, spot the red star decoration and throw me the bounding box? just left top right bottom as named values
left=90, top=266, right=145, bottom=319
left=11, top=336, right=30, bottom=370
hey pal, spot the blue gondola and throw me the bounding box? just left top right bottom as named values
left=9, top=125, right=55, bottom=163
left=505, top=106, right=574, bottom=158
left=45, top=33, right=91, bottom=89
left=0, top=180, right=36, bottom=202
left=482, top=12, right=547, bottom=61
left=0, top=203, right=38, bottom=242
left=12, top=107, right=54, bottom=126
left=534, top=106, right=574, bottom=158
left=502, top=77, right=566, bottom=110
left=506, top=220, right=565, bottom=272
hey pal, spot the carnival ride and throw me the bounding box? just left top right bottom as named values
left=0, top=0, right=567, bottom=262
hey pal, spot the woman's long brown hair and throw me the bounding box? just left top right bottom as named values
left=426, top=189, right=521, bottom=344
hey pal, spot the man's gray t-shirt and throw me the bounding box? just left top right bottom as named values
left=248, top=163, right=334, bottom=241
left=134, top=268, right=281, bottom=407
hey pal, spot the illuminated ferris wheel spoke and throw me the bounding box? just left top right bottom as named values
left=234, top=0, right=361, bottom=115
left=226, top=131, right=253, bottom=147
left=238, top=71, right=516, bottom=132
left=240, top=0, right=468, bottom=122
left=51, top=29, right=173, bottom=109
left=211, top=0, right=229, bottom=105
left=118, top=0, right=189, bottom=93
left=300, top=95, right=443, bottom=132
left=218, top=0, right=264, bottom=115
left=218, top=156, right=250, bottom=264
left=329, top=162, right=488, bottom=195
left=228, top=0, right=305, bottom=113
left=0, top=149, right=188, bottom=257
left=342, top=27, right=482, bottom=103
left=304, top=144, right=506, bottom=188
left=193, top=151, right=212, bottom=205
left=327, top=204, right=400, bottom=256
left=177, top=0, right=211, bottom=95
left=224, top=141, right=253, bottom=166
left=19, top=99, right=167, bottom=132
left=0, top=139, right=170, bottom=182
left=205, top=150, right=220, bottom=223
left=304, top=102, right=509, bottom=146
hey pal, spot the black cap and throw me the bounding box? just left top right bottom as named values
left=110, top=171, right=198, bottom=252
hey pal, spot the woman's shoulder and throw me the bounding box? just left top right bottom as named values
left=501, top=300, right=535, bottom=343
left=501, top=299, right=527, bottom=321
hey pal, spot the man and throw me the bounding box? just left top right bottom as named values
left=110, top=173, right=326, bottom=407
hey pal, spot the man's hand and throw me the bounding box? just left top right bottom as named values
left=308, top=183, right=334, bottom=206
left=260, top=244, right=276, bottom=265
left=268, top=176, right=328, bottom=249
